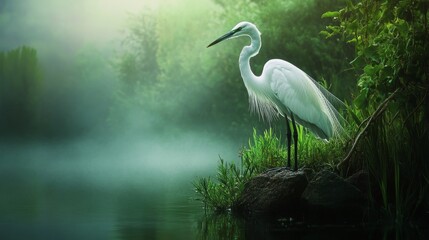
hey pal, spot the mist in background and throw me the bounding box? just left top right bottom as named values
left=0, top=0, right=223, bottom=138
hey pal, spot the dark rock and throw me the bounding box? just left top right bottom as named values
left=233, top=167, right=308, bottom=216
left=302, top=167, right=316, bottom=182
left=301, top=170, right=366, bottom=222
left=345, top=170, right=369, bottom=196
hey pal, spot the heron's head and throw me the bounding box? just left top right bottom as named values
left=207, top=21, right=260, bottom=48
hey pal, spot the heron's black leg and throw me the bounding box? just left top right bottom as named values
left=285, top=116, right=291, bottom=169
left=291, top=113, right=298, bottom=171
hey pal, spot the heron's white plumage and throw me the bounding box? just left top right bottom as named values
left=208, top=21, right=345, bottom=141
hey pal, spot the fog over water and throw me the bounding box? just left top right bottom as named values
left=1, top=132, right=239, bottom=186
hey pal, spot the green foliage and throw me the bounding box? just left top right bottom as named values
left=324, top=0, right=429, bottom=108
left=361, top=104, right=429, bottom=222
left=325, top=0, right=429, bottom=221
left=299, top=130, right=347, bottom=170
left=109, top=4, right=230, bottom=134
left=0, top=46, right=43, bottom=136
left=240, top=129, right=286, bottom=173
left=118, top=11, right=159, bottom=94
left=194, top=159, right=245, bottom=212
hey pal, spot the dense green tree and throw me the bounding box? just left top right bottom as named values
left=38, top=46, right=117, bottom=138
left=325, top=0, right=429, bottom=220
left=325, top=0, right=429, bottom=108
left=0, top=46, right=42, bottom=136
left=118, top=11, right=159, bottom=94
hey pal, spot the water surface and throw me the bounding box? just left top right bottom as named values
left=0, top=136, right=232, bottom=239
left=1, top=137, right=428, bottom=240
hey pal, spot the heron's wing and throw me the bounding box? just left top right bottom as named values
left=267, top=61, right=345, bottom=139
left=270, top=68, right=317, bottom=119
left=306, top=74, right=346, bottom=110
left=305, top=74, right=348, bottom=135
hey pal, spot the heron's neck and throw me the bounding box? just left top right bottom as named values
left=239, top=34, right=261, bottom=85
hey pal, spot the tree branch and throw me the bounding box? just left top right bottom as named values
left=337, top=88, right=400, bottom=171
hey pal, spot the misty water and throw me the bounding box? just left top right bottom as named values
left=0, top=133, right=239, bottom=239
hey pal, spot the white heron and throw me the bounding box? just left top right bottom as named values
left=207, top=21, right=345, bottom=171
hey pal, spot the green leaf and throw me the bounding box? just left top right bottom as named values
left=364, top=65, right=376, bottom=76
left=354, top=89, right=368, bottom=107
left=321, top=11, right=340, bottom=18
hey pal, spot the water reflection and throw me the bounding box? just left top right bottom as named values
left=114, top=186, right=203, bottom=240
left=197, top=213, right=245, bottom=239
left=0, top=138, right=221, bottom=240
left=0, top=167, right=204, bottom=240
left=195, top=212, right=429, bottom=240
left=368, top=222, right=429, bottom=240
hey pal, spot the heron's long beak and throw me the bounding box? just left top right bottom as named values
left=207, top=30, right=235, bottom=48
